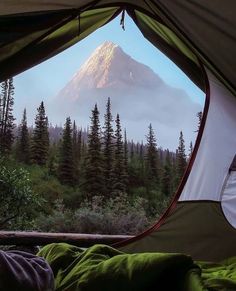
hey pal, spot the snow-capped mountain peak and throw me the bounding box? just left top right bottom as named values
left=51, top=41, right=201, bottom=150
left=67, top=41, right=162, bottom=91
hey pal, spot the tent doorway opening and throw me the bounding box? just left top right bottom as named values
left=1, top=11, right=205, bottom=237
left=1, top=1, right=236, bottom=262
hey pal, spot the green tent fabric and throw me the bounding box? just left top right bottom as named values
left=0, top=1, right=235, bottom=95
left=37, top=243, right=236, bottom=291
left=0, top=7, right=120, bottom=82
left=118, top=201, right=236, bottom=262
left=1, top=1, right=236, bottom=263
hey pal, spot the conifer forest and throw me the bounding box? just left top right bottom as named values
left=0, top=78, right=199, bottom=235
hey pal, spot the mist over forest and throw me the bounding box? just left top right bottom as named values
left=0, top=76, right=202, bottom=234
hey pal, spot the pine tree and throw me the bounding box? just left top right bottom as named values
left=161, top=150, right=172, bottom=197
left=102, top=97, right=114, bottom=196
left=58, top=117, right=75, bottom=185
left=31, top=101, right=49, bottom=165
left=123, top=129, right=128, bottom=180
left=145, top=123, right=159, bottom=183
left=77, top=128, right=82, bottom=164
left=16, top=108, right=30, bottom=164
left=113, top=114, right=126, bottom=194
left=72, top=120, right=79, bottom=182
left=84, top=104, right=104, bottom=199
left=130, top=140, right=135, bottom=160
left=72, top=121, right=77, bottom=153
left=48, top=142, right=58, bottom=176
left=172, top=151, right=179, bottom=190
left=195, top=111, right=203, bottom=132
left=81, top=138, right=87, bottom=157
left=139, top=141, right=145, bottom=176
left=0, top=78, right=15, bottom=155
left=139, top=141, right=144, bottom=160
left=188, top=141, right=193, bottom=160
left=158, top=148, right=164, bottom=167
left=176, top=131, right=187, bottom=181
left=136, top=143, right=139, bottom=155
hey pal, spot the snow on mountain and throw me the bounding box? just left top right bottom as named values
left=49, top=41, right=202, bottom=149
left=57, top=41, right=163, bottom=100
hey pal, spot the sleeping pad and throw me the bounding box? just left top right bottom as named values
left=37, top=243, right=236, bottom=291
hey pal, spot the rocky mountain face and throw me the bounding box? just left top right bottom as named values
left=49, top=41, right=202, bottom=149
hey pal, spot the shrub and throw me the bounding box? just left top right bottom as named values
left=0, top=159, right=42, bottom=230
left=35, top=193, right=152, bottom=235
left=23, top=165, right=69, bottom=214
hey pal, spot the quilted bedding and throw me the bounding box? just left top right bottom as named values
left=37, top=243, right=236, bottom=291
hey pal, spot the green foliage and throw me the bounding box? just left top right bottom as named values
left=112, top=114, right=126, bottom=194
left=128, top=157, right=146, bottom=189
left=15, top=108, right=30, bottom=164
left=0, top=78, right=15, bottom=155
left=153, top=193, right=172, bottom=217
left=0, top=159, right=42, bottom=229
left=145, top=123, right=159, bottom=184
left=196, top=111, right=203, bottom=133
left=31, top=101, right=49, bottom=165
left=83, top=104, right=104, bottom=198
left=123, top=129, right=128, bottom=175
left=35, top=199, right=74, bottom=232
left=161, top=150, right=173, bottom=197
left=176, top=131, right=187, bottom=183
left=62, top=187, right=84, bottom=210
left=25, top=164, right=66, bottom=214
left=188, top=141, right=193, bottom=160
left=102, top=97, right=114, bottom=196
left=35, top=194, right=151, bottom=235
left=3, top=89, right=190, bottom=233
left=58, top=117, right=76, bottom=185
left=72, top=121, right=81, bottom=182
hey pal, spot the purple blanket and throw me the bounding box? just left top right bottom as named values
left=0, top=250, right=54, bottom=290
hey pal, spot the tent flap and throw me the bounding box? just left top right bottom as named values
left=0, top=1, right=235, bottom=95
left=0, top=7, right=119, bottom=81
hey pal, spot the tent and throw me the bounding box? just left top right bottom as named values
left=0, top=0, right=235, bottom=262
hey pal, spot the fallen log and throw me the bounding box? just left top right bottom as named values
left=0, top=231, right=133, bottom=247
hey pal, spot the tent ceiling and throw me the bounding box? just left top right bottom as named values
left=0, top=1, right=150, bottom=15
left=0, top=0, right=235, bottom=96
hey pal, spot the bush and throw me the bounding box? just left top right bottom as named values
left=34, top=199, right=74, bottom=232
left=23, top=165, right=69, bottom=214
left=35, top=193, right=152, bottom=235
left=0, top=159, right=42, bottom=230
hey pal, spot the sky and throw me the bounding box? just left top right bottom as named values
left=13, top=13, right=205, bottom=148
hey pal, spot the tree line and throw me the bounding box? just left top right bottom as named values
left=0, top=78, right=199, bottom=231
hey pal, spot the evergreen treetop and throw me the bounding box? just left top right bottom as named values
left=161, top=149, right=173, bottom=197
left=102, top=97, right=114, bottom=196
left=16, top=108, right=30, bottom=164
left=145, top=123, right=159, bottom=183
left=0, top=78, right=15, bottom=155
left=123, top=129, right=128, bottom=176
left=113, top=113, right=126, bottom=194
left=31, top=101, right=49, bottom=165
left=176, top=130, right=187, bottom=181
left=84, top=104, right=104, bottom=198
left=58, top=117, right=76, bottom=185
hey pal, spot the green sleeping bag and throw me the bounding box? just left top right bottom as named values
left=38, top=243, right=236, bottom=291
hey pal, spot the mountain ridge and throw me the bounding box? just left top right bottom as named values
left=56, top=41, right=164, bottom=101
left=49, top=41, right=201, bottom=150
